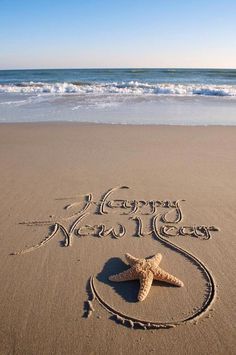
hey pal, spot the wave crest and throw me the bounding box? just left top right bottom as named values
left=0, top=81, right=236, bottom=97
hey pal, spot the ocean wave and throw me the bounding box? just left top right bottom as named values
left=0, top=81, right=236, bottom=97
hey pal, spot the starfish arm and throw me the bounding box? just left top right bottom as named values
left=125, top=253, right=139, bottom=266
left=149, top=253, right=162, bottom=266
left=153, top=268, right=184, bottom=287
left=138, top=272, right=154, bottom=302
left=109, top=267, right=137, bottom=282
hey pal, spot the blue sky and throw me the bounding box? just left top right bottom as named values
left=0, top=0, right=236, bottom=69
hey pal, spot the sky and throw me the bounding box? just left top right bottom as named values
left=0, top=0, right=236, bottom=69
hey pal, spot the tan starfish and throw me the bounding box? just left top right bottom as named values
left=109, top=253, right=184, bottom=301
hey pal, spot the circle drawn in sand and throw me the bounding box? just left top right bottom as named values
left=86, top=222, right=216, bottom=329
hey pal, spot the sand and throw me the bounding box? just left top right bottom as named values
left=0, top=123, right=235, bottom=354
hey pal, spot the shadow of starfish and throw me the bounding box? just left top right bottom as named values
left=96, top=257, right=139, bottom=302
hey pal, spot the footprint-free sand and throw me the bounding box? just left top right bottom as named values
left=0, top=123, right=235, bottom=354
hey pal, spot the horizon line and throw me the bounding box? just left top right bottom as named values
left=0, top=66, right=236, bottom=71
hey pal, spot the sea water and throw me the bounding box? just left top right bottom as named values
left=0, top=68, right=236, bottom=124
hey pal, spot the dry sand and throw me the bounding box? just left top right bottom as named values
left=0, top=123, right=235, bottom=355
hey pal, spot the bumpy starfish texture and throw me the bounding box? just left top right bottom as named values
left=109, top=253, right=184, bottom=301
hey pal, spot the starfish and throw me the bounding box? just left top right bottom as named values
left=109, top=253, right=184, bottom=301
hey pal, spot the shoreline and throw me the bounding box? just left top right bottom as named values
left=1, top=120, right=236, bottom=127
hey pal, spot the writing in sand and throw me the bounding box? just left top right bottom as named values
left=15, top=186, right=219, bottom=254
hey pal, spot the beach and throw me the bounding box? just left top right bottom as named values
left=0, top=122, right=235, bottom=354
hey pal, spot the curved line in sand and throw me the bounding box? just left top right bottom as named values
left=90, top=276, right=176, bottom=329
left=89, top=214, right=216, bottom=329
left=11, top=223, right=59, bottom=255
left=152, top=215, right=216, bottom=322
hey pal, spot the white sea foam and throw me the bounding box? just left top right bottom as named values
left=0, top=81, right=236, bottom=97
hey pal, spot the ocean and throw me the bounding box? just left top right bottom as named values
left=0, top=68, right=236, bottom=124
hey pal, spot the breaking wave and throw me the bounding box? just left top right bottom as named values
left=0, top=81, right=236, bottom=97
